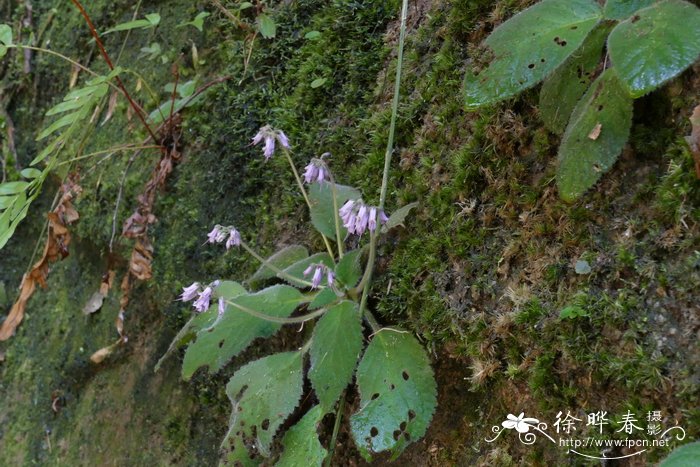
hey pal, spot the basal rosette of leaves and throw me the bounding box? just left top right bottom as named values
left=160, top=134, right=435, bottom=465
left=464, top=0, right=700, bottom=201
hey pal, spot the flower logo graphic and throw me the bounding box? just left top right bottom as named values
left=502, top=413, right=540, bottom=433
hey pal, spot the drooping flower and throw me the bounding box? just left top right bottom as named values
left=207, top=225, right=227, bottom=244
left=252, top=125, right=290, bottom=160
left=218, top=296, right=226, bottom=316
left=339, top=200, right=389, bottom=236
left=226, top=228, right=241, bottom=249
left=193, top=286, right=213, bottom=312
left=180, top=282, right=200, bottom=302
left=277, top=131, right=290, bottom=149
left=263, top=135, right=275, bottom=159
left=327, top=269, right=335, bottom=287
left=303, top=264, right=327, bottom=289
left=303, top=158, right=329, bottom=184
left=311, top=266, right=323, bottom=289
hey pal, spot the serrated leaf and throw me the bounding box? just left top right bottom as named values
left=308, top=182, right=361, bottom=239
left=220, top=351, right=304, bottom=463
left=279, top=252, right=334, bottom=288
left=0, top=24, right=13, bottom=45
left=308, top=287, right=338, bottom=310
left=603, top=0, right=657, bottom=20
left=0, top=181, right=28, bottom=195
left=381, top=201, right=418, bottom=233
left=181, top=285, right=304, bottom=380
left=660, top=441, right=700, bottom=466
left=350, top=331, right=437, bottom=461
left=334, top=248, right=364, bottom=289
left=248, top=245, right=309, bottom=287
left=608, top=0, right=700, bottom=98
left=309, top=301, right=363, bottom=413
left=557, top=69, right=633, bottom=201
left=257, top=14, right=276, bottom=39
left=465, top=0, right=602, bottom=108
left=276, top=405, right=327, bottom=467
left=539, top=23, right=611, bottom=134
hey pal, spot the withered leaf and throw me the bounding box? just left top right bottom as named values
left=588, top=122, right=602, bottom=140
left=82, top=291, right=105, bottom=315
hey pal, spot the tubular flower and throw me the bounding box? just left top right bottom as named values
left=226, top=228, right=242, bottom=249
left=303, top=158, right=329, bottom=184
left=252, top=125, right=290, bottom=160
left=193, top=286, right=213, bottom=313
left=326, top=269, right=335, bottom=287
left=207, top=225, right=227, bottom=244
left=339, top=200, right=389, bottom=236
left=303, top=264, right=329, bottom=289
left=180, top=282, right=200, bottom=302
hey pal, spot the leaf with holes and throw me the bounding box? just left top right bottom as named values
left=181, top=285, right=305, bottom=380
left=557, top=68, right=633, bottom=201
left=155, top=281, right=246, bottom=372
left=334, top=247, right=364, bottom=289
left=350, top=331, right=437, bottom=461
left=308, top=182, right=361, bottom=239
left=309, top=301, right=363, bottom=413
left=540, top=24, right=611, bottom=134
left=248, top=245, right=309, bottom=288
left=603, top=0, right=657, bottom=20
left=465, top=0, right=602, bottom=108
left=608, top=0, right=700, bottom=98
left=276, top=405, right=327, bottom=467
left=220, top=351, right=304, bottom=463
left=279, top=252, right=334, bottom=289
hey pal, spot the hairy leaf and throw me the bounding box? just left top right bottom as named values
left=465, top=0, right=602, bottom=108
left=279, top=252, right=334, bottom=288
left=603, top=0, right=657, bottom=20
left=276, top=406, right=327, bottom=467
left=309, top=301, right=363, bottom=413
left=661, top=441, right=700, bottom=466
left=220, top=351, right=304, bottom=463
left=350, top=331, right=437, bottom=460
left=557, top=69, right=633, bottom=201
left=334, top=247, right=364, bottom=289
left=608, top=0, right=700, bottom=97
left=181, top=285, right=304, bottom=380
left=308, top=287, right=338, bottom=310
left=308, top=182, right=361, bottom=240
left=248, top=245, right=309, bottom=287
left=540, top=24, right=611, bottom=134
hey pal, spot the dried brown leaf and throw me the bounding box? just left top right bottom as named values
left=588, top=122, right=602, bottom=140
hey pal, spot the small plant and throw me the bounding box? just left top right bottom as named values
left=159, top=2, right=436, bottom=464
left=465, top=0, right=700, bottom=201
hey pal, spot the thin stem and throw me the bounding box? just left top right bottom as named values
left=357, top=0, right=408, bottom=330
left=240, top=240, right=319, bottom=288
left=327, top=170, right=344, bottom=258
left=325, top=391, right=346, bottom=467
left=57, top=145, right=161, bottom=166
left=8, top=45, right=102, bottom=80
left=225, top=299, right=327, bottom=324
left=282, top=149, right=335, bottom=259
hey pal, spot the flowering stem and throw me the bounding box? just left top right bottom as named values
left=327, top=172, right=345, bottom=259
left=225, top=299, right=327, bottom=324
left=282, top=148, right=335, bottom=259
left=357, top=0, right=408, bottom=330
left=240, top=240, right=320, bottom=289
left=325, top=391, right=346, bottom=467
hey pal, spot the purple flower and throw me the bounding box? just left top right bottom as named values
left=207, top=225, right=226, bottom=244
left=226, top=229, right=241, bottom=249
left=311, top=267, right=323, bottom=289
left=218, top=296, right=226, bottom=316
left=327, top=269, right=335, bottom=287
left=303, top=162, right=318, bottom=184
left=277, top=131, right=290, bottom=149
left=263, top=136, right=275, bottom=159
left=252, top=125, right=289, bottom=160
left=180, top=282, right=200, bottom=302
left=303, top=265, right=314, bottom=276
left=303, top=159, right=329, bottom=184
left=193, top=286, right=213, bottom=312
left=339, top=200, right=390, bottom=236
left=354, top=204, right=369, bottom=234
left=339, top=199, right=355, bottom=218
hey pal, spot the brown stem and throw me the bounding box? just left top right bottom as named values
left=69, top=0, right=162, bottom=150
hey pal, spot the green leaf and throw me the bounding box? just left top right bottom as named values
left=181, top=285, right=304, bottom=380
left=309, top=301, right=363, bottom=413
left=557, top=69, right=633, bottom=201
left=0, top=196, right=12, bottom=210
left=220, top=351, right=304, bottom=463
left=334, top=248, right=364, bottom=289
left=308, top=182, right=361, bottom=239
left=660, top=441, right=700, bottom=466
left=20, top=168, right=42, bottom=179
left=179, top=11, right=210, bottom=32
left=257, top=14, right=276, bottom=39
left=603, top=0, right=657, bottom=20
left=248, top=245, right=309, bottom=287
left=0, top=181, right=28, bottom=195
left=381, top=201, right=418, bottom=233
left=539, top=23, right=611, bottom=134
left=559, top=305, right=588, bottom=319
left=103, top=13, right=160, bottom=34
left=308, top=287, right=338, bottom=310
left=37, top=109, right=85, bottom=140
left=276, top=406, right=327, bottom=467
left=608, top=0, right=700, bottom=97
left=0, top=46, right=6, bottom=59
left=279, top=252, right=334, bottom=288
left=310, top=78, right=327, bottom=88
left=239, top=2, right=254, bottom=10
left=305, top=30, right=321, bottom=40
left=350, top=331, right=437, bottom=461
left=0, top=24, right=13, bottom=45
left=465, top=0, right=601, bottom=108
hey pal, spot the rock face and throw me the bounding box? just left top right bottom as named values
left=1, top=0, right=698, bottom=465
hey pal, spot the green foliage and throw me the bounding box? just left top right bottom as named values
left=279, top=252, right=334, bottom=288
left=248, top=245, right=309, bottom=287
left=660, top=441, right=700, bottom=466
left=178, top=11, right=210, bottom=32
left=257, top=14, right=277, bottom=39
left=220, top=351, right=304, bottom=462
left=334, top=247, right=364, bottom=288
left=308, top=182, right=360, bottom=239
left=102, top=13, right=161, bottom=35
left=350, top=331, right=437, bottom=460
left=276, top=406, right=327, bottom=467
left=559, top=305, right=588, bottom=319
left=309, top=301, right=363, bottom=413
left=0, top=24, right=13, bottom=58
left=381, top=201, right=418, bottom=232
left=465, top=0, right=700, bottom=200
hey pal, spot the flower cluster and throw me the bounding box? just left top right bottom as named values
left=303, top=264, right=334, bottom=289
left=252, top=125, right=290, bottom=160
left=339, top=200, right=388, bottom=236
left=207, top=225, right=241, bottom=249
left=180, top=281, right=220, bottom=313
left=303, top=158, right=329, bottom=184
